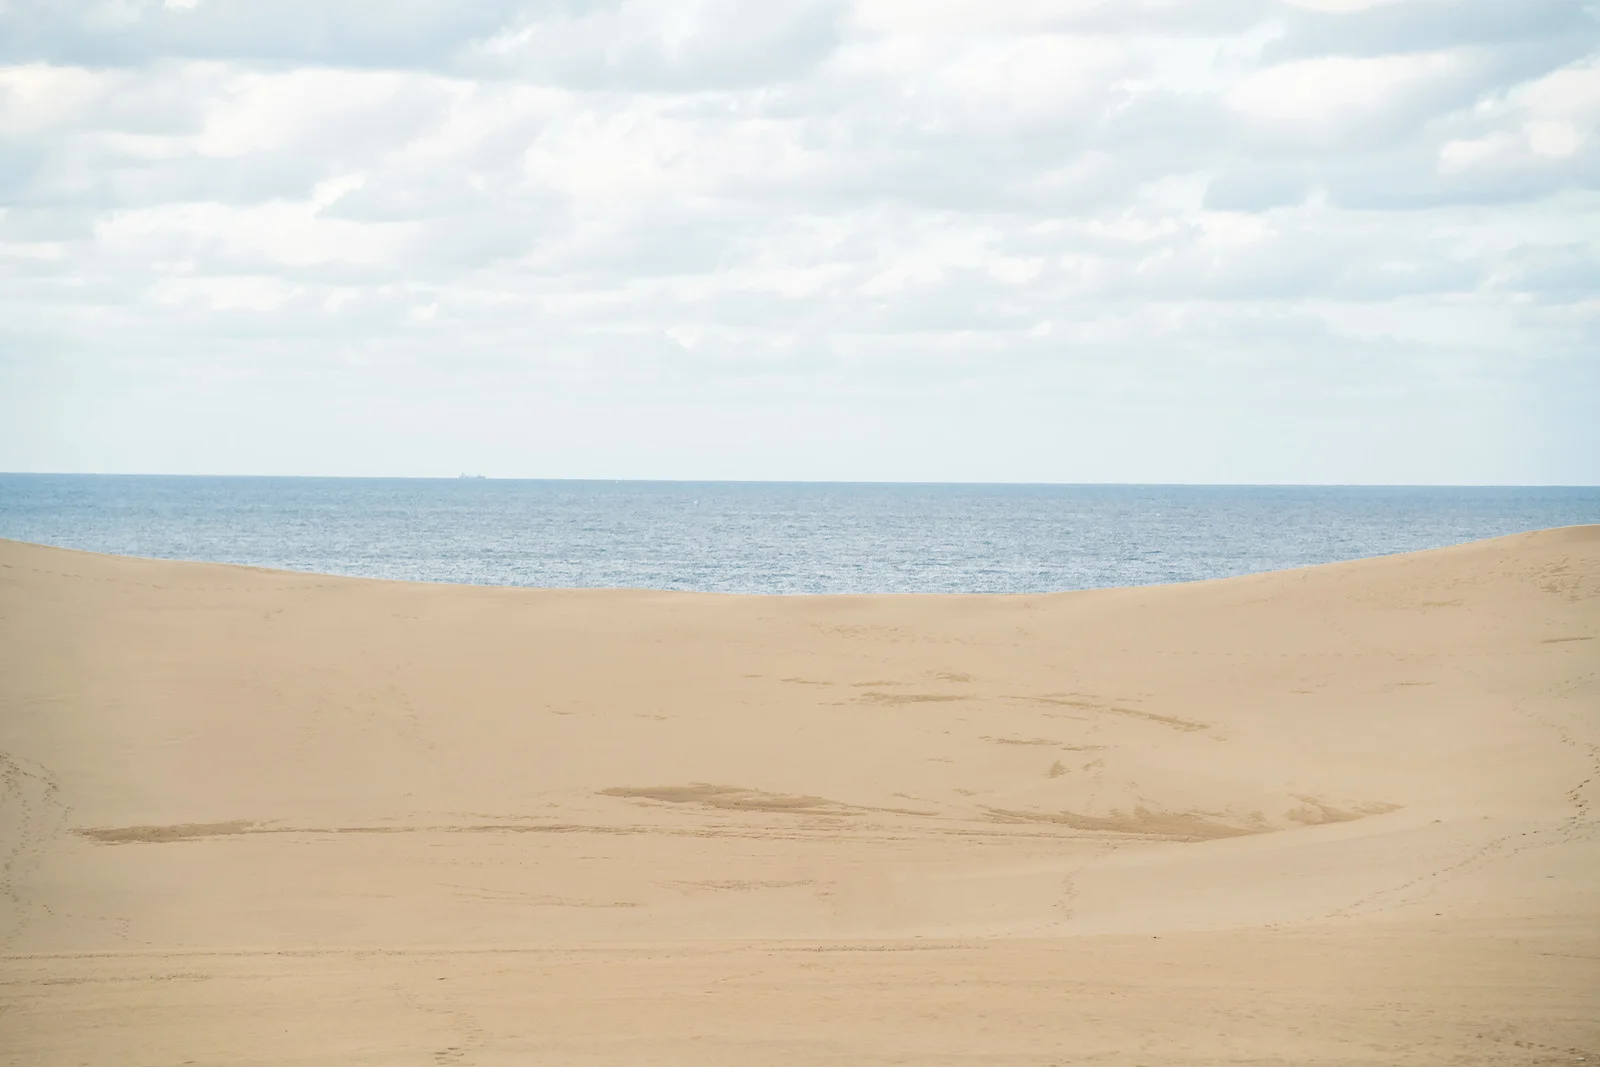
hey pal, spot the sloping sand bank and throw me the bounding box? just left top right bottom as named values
left=1, top=528, right=1596, bottom=1065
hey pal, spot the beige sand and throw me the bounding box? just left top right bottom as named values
left=1, top=528, right=1597, bottom=1065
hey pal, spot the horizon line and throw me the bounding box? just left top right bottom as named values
left=2, top=472, right=1598, bottom=490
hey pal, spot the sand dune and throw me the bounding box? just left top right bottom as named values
left=1, top=529, right=1597, bottom=1065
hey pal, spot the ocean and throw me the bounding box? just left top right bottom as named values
left=1, top=475, right=1596, bottom=595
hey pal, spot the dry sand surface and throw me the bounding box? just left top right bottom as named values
left=1, top=528, right=1597, bottom=1065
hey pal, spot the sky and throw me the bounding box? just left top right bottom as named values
left=1, top=0, right=1597, bottom=484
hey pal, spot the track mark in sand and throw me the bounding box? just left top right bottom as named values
left=78, top=816, right=986, bottom=845
left=779, top=677, right=834, bottom=686
left=71, top=821, right=586, bottom=843
left=436, top=883, right=641, bottom=908
left=1541, top=635, right=1594, bottom=644
left=859, top=691, right=971, bottom=705
left=0, top=751, right=68, bottom=948
left=1101, top=706, right=1212, bottom=733
left=817, top=624, right=906, bottom=639
left=984, top=805, right=1268, bottom=842
left=603, top=784, right=850, bottom=814
left=668, top=878, right=813, bottom=893
left=1331, top=677, right=1599, bottom=921
left=1017, top=694, right=1211, bottom=733
left=390, top=980, right=486, bottom=1067
left=76, top=820, right=642, bottom=843
left=984, top=736, right=1058, bottom=746
left=600, top=784, right=937, bottom=818
left=77, top=821, right=257, bottom=844
left=5, top=972, right=213, bottom=988
left=1329, top=825, right=1536, bottom=920
left=791, top=943, right=962, bottom=953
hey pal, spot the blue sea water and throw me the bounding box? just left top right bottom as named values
left=0, top=475, right=1596, bottom=595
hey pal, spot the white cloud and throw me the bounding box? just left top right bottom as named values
left=1437, top=55, right=1599, bottom=177
left=150, top=273, right=294, bottom=310
left=1517, top=58, right=1600, bottom=118
left=93, top=192, right=413, bottom=268
left=1282, top=0, right=1408, bottom=11
left=1526, top=119, right=1582, bottom=159
left=1, top=0, right=1597, bottom=483
left=193, top=69, right=426, bottom=158
left=1228, top=51, right=1459, bottom=123
left=0, top=64, right=111, bottom=133
left=850, top=0, right=1097, bottom=35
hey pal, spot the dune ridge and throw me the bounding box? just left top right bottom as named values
left=1, top=528, right=1597, bottom=1065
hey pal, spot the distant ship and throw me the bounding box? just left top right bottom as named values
left=457, top=473, right=488, bottom=480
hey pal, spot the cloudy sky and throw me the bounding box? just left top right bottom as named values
left=1, top=0, right=1596, bottom=483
